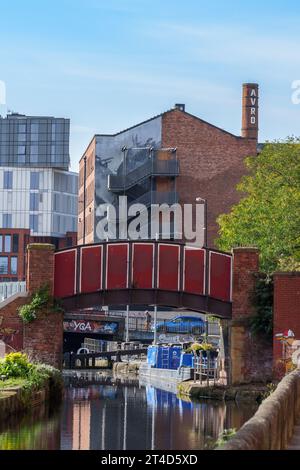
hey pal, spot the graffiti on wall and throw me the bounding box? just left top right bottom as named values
left=64, top=319, right=118, bottom=335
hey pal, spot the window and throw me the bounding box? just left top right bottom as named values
left=0, top=235, right=2, bottom=252
left=4, top=235, right=11, bottom=252
left=3, top=214, right=12, bottom=228
left=0, top=257, right=8, bottom=274
left=12, top=234, right=19, bottom=253
left=30, top=145, right=38, bottom=162
left=18, top=133, right=26, bottom=142
left=29, top=214, right=38, bottom=232
left=30, top=193, right=39, bottom=211
left=51, top=144, right=56, bottom=162
left=17, top=145, right=26, bottom=155
left=51, top=123, right=56, bottom=140
left=18, top=124, right=26, bottom=133
left=30, top=123, right=39, bottom=142
left=3, top=171, right=13, bottom=189
left=10, top=257, right=18, bottom=275
left=30, top=172, right=39, bottom=190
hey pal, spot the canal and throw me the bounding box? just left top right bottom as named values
left=0, top=372, right=258, bottom=450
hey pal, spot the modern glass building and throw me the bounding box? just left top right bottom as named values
left=0, top=112, right=77, bottom=282
left=0, top=113, right=70, bottom=169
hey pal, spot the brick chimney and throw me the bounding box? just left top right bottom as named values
left=241, top=83, right=259, bottom=141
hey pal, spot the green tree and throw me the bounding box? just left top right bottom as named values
left=216, top=137, right=300, bottom=273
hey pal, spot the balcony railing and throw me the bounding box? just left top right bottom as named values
left=108, top=159, right=179, bottom=192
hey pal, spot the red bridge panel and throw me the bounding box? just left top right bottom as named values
left=54, top=249, right=76, bottom=298
left=80, top=245, right=102, bottom=293
left=158, top=244, right=180, bottom=291
left=184, top=247, right=205, bottom=294
left=106, top=243, right=128, bottom=289
left=209, top=252, right=232, bottom=301
left=132, top=243, right=154, bottom=289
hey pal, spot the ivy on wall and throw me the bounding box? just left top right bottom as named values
left=250, top=274, right=274, bottom=339
left=18, top=285, right=64, bottom=324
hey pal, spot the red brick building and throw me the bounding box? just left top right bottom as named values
left=0, top=228, right=76, bottom=282
left=78, top=83, right=259, bottom=247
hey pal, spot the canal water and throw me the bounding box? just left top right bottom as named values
left=0, top=372, right=258, bottom=450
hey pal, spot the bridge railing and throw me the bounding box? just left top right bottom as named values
left=54, top=241, right=233, bottom=318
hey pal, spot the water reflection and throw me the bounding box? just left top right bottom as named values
left=61, top=372, right=257, bottom=451
left=0, top=373, right=258, bottom=450
left=0, top=404, right=61, bottom=450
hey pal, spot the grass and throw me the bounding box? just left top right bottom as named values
left=0, top=377, right=27, bottom=390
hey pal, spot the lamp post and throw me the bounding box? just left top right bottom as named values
left=196, top=197, right=209, bottom=327
left=195, top=197, right=207, bottom=248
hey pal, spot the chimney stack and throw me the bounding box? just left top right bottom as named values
left=241, top=83, right=259, bottom=141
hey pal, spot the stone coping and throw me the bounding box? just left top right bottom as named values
left=219, top=369, right=300, bottom=450
left=0, top=291, right=28, bottom=309
left=27, top=243, right=55, bottom=251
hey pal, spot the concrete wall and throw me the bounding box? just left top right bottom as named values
left=220, top=369, right=300, bottom=450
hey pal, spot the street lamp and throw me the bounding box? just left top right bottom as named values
left=195, top=197, right=207, bottom=248
left=196, top=197, right=209, bottom=327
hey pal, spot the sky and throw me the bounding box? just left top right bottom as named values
left=1, top=0, right=300, bottom=171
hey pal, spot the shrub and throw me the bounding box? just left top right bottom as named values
left=18, top=284, right=64, bottom=324
left=200, top=342, right=214, bottom=351
left=0, top=352, right=33, bottom=379
left=185, top=343, right=202, bottom=354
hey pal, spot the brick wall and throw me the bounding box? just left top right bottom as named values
left=231, top=247, right=273, bottom=384
left=23, top=309, right=63, bottom=369
left=162, top=109, right=257, bottom=246
left=26, top=244, right=55, bottom=295
left=273, top=273, right=300, bottom=372
left=0, top=244, right=63, bottom=369
left=0, top=294, right=27, bottom=351
left=232, top=248, right=259, bottom=318
left=78, top=137, right=96, bottom=245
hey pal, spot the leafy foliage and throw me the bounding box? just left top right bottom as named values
left=185, top=342, right=214, bottom=354
left=215, top=428, right=237, bottom=448
left=250, top=274, right=274, bottom=338
left=0, top=353, right=63, bottom=395
left=0, top=353, right=33, bottom=378
left=217, top=138, right=300, bottom=273
left=18, top=284, right=64, bottom=324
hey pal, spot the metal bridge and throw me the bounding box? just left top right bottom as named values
left=54, top=240, right=232, bottom=319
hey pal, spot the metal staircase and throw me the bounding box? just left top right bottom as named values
left=108, top=156, right=179, bottom=192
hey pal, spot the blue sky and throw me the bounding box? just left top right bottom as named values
left=1, top=0, right=300, bottom=171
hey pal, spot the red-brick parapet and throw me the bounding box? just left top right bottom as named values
left=26, top=243, right=55, bottom=296
left=232, top=247, right=259, bottom=319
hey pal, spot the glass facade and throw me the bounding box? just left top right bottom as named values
left=0, top=114, right=70, bottom=169
left=3, top=214, right=12, bottom=228
left=3, top=170, right=13, bottom=189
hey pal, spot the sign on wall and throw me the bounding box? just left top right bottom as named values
left=63, top=319, right=118, bottom=335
